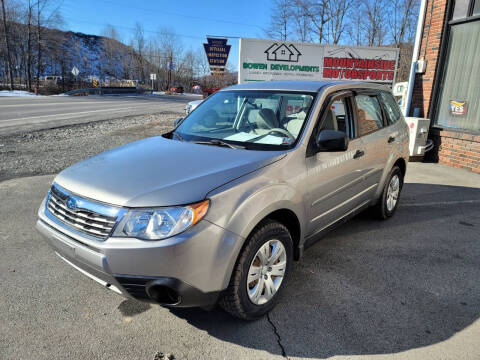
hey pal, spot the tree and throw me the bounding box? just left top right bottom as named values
left=362, top=0, right=388, bottom=46
left=291, top=3, right=312, bottom=42
left=326, top=0, right=352, bottom=44
left=132, top=22, right=146, bottom=81
left=1, top=0, right=14, bottom=90
left=390, top=0, right=418, bottom=46
left=102, top=24, right=122, bottom=79
left=157, top=27, right=183, bottom=89
left=347, top=9, right=363, bottom=46
left=34, top=0, right=63, bottom=89
left=297, top=0, right=330, bottom=44
left=265, top=0, right=292, bottom=41
left=25, top=0, right=33, bottom=91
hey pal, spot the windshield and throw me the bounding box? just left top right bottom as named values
left=174, top=90, right=316, bottom=150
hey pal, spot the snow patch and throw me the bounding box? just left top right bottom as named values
left=0, top=90, right=42, bottom=97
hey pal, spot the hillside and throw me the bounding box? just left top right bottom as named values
left=40, top=28, right=141, bottom=81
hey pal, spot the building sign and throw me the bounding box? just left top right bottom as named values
left=449, top=100, right=467, bottom=116
left=238, top=38, right=399, bottom=84
left=204, top=37, right=231, bottom=75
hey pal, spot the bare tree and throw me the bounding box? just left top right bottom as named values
left=1, top=0, right=14, bottom=90
left=291, top=3, right=312, bottom=42
left=157, top=28, right=183, bottom=89
left=390, top=0, right=418, bottom=46
left=34, top=0, right=62, bottom=89
left=296, top=0, right=330, bottom=44
left=326, top=0, right=352, bottom=44
left=195, top=46, right=210, bottom=78
left=265, top=0, right=292, bottom=41
left=346, top=9, right=363, bottom=46
left=25, top=0, right=33, bottom=91
left=132, top=22, right=146, bottom=81
left=362, top=0, right=388, bottom=46
left=102, top=24, right=122, bottom=79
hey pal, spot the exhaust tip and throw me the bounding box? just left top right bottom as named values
left=146, top=284, right=181, bottom=305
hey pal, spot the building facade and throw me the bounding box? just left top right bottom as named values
left=410, top=0, right=480, bottom=173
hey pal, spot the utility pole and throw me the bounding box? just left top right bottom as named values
left=1, top=0, right=14, bottom=91
left=26, top=0, right=32, bottom=92
left=35, top=0, right=41, bottom=91
left=167, top=51, right=172, bottom=90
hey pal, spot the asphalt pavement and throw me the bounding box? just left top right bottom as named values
left=1, top=163, right=479, bottom=360
left=0, top=94, right=198, bottom=135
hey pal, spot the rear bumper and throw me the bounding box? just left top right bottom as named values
left=36, top=198, right=242, bottom=307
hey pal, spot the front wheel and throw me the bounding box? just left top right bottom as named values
left=219, top=220, right=293, bottom=320
left=374, top=165, right=404, bottom=219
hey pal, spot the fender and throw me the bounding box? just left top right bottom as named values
left=373, top=121, right=410, bottom=201
left=204, top=160, right=307, bottom=289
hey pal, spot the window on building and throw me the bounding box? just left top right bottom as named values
left=355, top=95, right=384, bottom=136
left=474, top=0, right=480, bottom=15
left=452, top=0, right=470, bottom=20
left=435, top=21, right=480, bottom=132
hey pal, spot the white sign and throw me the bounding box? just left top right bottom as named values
left=71, top=66, right=79, bottom=77
left=238, top=38, right=399, bottom=84
left=150, top=73, right=157, bottom=80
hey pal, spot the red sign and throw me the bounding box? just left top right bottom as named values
left=323, top=57, right=395, bottom=81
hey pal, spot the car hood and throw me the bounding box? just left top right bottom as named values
left=55, top=136, right=285, bottom=207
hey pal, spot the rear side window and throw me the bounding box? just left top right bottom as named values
left=355, top=94, right=384, bottom=136
left=380, top=91, right=403, bottom=125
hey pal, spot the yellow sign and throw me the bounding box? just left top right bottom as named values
left=449, top=100, right=467, bottom=115
left=93, top=78, right=98, bottom=88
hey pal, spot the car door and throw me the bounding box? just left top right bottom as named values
left=352, top=91, right=392, bottom=197
left=305, top=92, right=370, bottom=239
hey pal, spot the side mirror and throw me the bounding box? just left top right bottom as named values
left=174, top=118, right=183, bottom=127
left=316, top=129, right=348, bottom=152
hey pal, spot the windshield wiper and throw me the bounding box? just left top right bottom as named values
left=193, top=139, right=243, bottom=149
left=173, top=131, right=184, bottom=141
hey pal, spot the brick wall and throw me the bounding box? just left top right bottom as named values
left=410, top=0, right=448, bottom=118
left=429, top=129, right=480, bottom=173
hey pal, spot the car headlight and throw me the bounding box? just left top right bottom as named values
left=113, top=200, right=209, bottom=240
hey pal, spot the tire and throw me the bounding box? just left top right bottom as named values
left=374, top=165, right=404, bottom=219
left=219, top=220, right=293, bottom=320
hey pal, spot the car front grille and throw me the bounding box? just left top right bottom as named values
left=47, top=184, right=119, bottom=240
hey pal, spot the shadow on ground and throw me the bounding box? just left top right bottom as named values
left=159, top=183, right=480, bottom=358
left=118, top=299, right=151, bottom=317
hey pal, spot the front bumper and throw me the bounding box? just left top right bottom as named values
left=36, top=198, right=243, bottom=307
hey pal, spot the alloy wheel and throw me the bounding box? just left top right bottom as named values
left=386, top=174, right=400, bottom=212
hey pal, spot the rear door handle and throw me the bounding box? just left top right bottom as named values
left=388, top=136, right=395, bottom=143
left=353, top=150, right=365, bottom=159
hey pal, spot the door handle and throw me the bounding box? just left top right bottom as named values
left=388, top=136, right=395, bottom=143
left=353, top=150, right=365, bottom=159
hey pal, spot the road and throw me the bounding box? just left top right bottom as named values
left=1, top=163, right=479, bottom=360
left=0, top=94, right=198, bottom=135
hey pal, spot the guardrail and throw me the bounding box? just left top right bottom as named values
left=65, top=87, right=153, bottom=96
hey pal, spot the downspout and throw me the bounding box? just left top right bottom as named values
left=404, top=0, right=428, bottom=116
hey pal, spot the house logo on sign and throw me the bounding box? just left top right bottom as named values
left=265, top=43, right=302, bottom=62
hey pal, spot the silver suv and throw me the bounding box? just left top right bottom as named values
left=37, top=81, right=409, bottom=319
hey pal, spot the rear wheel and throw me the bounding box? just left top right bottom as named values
left=374, top=165, right=403, bottom=219
left=219, top=220, right=293, bottom=320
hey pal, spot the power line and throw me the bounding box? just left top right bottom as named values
left=61, top=16, right=205, bottom=40
left=93, top=0, right=262, bottom=30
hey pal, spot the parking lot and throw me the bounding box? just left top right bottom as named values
left=1, top=153, right=479, bottom=360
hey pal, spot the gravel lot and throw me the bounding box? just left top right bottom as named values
left=0, top=112, right=179, bottom=182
